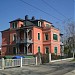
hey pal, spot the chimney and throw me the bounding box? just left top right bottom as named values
left=25, top=15, right=28, bottom=20
left=31, top=16, right=35, bottom=20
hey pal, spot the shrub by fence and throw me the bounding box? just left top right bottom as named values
left=51, top=53, right=73, bottom=60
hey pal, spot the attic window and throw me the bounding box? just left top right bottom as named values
left=12, top=22, right=17, bottom=28
left=38, top=21, right=41, bottom=27
left=46, top=24, right=50, bottom=28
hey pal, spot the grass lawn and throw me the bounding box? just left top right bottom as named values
left=70, top=58, right=75, bottom=62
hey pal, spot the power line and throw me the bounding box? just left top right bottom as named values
left=19, top=0, right=63, bottom=21
left=41, top=0, right=67, bottom=19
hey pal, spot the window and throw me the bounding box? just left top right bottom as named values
left=12, top=22, right=17, bottom=28
left=38, top=33, right=40, bottom=40
left=45, top=47, right=49, bottom=54
left=38, top=46, right=40, bottom=53
left=53, top=34, right=58, bottom=40
left=46, top=24, right=50, bottom=28
left=54, top=47, right=57, bottom=54
left=38, top=21, right=41, bottom=27
left=45, top=33, right=48, bottom=40
left=13, top=34, right=16, bottom=41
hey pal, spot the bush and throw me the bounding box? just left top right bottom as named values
left=41, top=54, right=49, bottom=64
left=51, top=53, right=61, bottom=60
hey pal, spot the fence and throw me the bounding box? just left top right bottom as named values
left=22, top=58, right=36, bottom=65
left=48, top=53, right=74, bottom=62
left=0, top=59, right=2, bottom=69
left=5, top=59, right=21, bottom=68
left=50, top=57, right=74, bottom=62
left=0, top=57, right=37, bottom=70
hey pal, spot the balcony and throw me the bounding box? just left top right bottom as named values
left=16, top=38, right=33, bottom=44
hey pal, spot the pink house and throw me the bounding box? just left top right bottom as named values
left=1, top=15, right=61, bottom=56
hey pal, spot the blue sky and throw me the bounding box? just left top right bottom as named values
left=0, top=0, right=74, bottom=46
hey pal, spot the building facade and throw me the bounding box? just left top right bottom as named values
left=1, top=15, right=61, bottom=56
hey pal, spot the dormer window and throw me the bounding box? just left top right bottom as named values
left=46, top=24, right=50, bottom=28
left=38, top=21, right=41, bottom=27
left=12, top=22, right=17, bottom=28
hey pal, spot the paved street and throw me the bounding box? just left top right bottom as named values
left=0, top=61, right=75, bottom=75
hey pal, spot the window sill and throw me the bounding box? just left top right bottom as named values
left=43, top=40, right=50, bottom=42
left=53, top=40, right=58, bottom=42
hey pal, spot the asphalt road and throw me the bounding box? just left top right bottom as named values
left=0, top=61, right=75, bottom=75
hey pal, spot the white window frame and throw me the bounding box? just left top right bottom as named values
left=38, top=21, right=41, bottom=27
left=12, top=22, right=17, bottom=28
left=13, top=34, right=16, bottom=41
left=44, top=33, right=49, bottom=40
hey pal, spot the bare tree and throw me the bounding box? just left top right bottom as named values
left=64, top=21, right=75, bottom=58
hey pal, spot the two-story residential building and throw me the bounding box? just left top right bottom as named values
left=1, top=15, right=60, bottom=56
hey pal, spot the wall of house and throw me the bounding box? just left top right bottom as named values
left=2, top=30, right=10, bottom=56
left=50, top=27, right=60, bottom=55
left=42, top=21, right=52, bottom=28
left=42, top=21, right=52, bottom=54
left=10, top=21, right=24, bottom=29
left=1, top=19, right=61, bottom=56
left=42, top=21, right=60, bottom=55
left=32, top=27, right=43, bottom=54
left=1, top=46, right=7, bottom=56
left=10, top=30, right=16, bottom=45
left=17, top=21, right=24, bottom=28
left=2, top=30, right=10, bottom=45
left=42, top=29, right=51, bottom=54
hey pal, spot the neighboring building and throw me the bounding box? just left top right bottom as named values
left=60, top=34, right=64, bottom=56
left=1, top=15, right=61, bottom=56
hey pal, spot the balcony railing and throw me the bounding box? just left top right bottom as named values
left=16, top=38, right=33, bottom=44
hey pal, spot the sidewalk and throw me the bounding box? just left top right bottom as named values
left=64, top=70, right=75, bottom=75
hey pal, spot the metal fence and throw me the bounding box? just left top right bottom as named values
left=4, top=59, right=21, bottom=68
left=22, top=58, right=36, bottom=65
left=0, top=57, right=37, bottom=70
